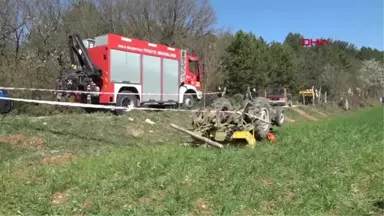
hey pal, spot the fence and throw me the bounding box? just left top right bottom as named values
left=0, top=85, right=380, bottom=116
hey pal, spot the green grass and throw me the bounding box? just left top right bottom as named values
left=0, top=107, right=383, bottom=215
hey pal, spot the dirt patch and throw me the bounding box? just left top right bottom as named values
left=0, top=134, right=45, bottom=150
left=72, top=213, right=86, bottom=216
left=51, top=191, right=68, bottom=205
left=138, top=196, right=154, bottom=205
left=284, top=191, right=294, bottom=201
left=327, top=210, right=339, bottom=216
left=0, top=134, right=26, bottom=144
left=82, top=199, right=93, bottom=209
left=26, top=177, right=44, bottom=184
left=257, top=178, right=274, bottom=185
left=195, top=198, right=213, bottom=215
left=12, top=166, right=30, bottom=176
left=126, top=126, right=145, bottom=138
left=154, top=190, right=166, bottom=200
left=259, top=201, right=276, bottom=213
left=41, top=152, right=78, bottom=165
left=291, top=108, right=318, bottom=121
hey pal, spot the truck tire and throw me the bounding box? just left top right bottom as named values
left=247, top=98, right=272, bottom=140
left=182, top=94, right=196, bottom=109
left=115, top=90, right=138, bottom=115
left=0, top=90, right=13, bottom=114
left=0, top=100, right=12, bottom=114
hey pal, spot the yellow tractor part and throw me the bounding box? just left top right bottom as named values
left=299, top=89, right=319, bottom=97
left=207, top=130, right=256, bottom=147
left=231, top=130, right=256, bottom=148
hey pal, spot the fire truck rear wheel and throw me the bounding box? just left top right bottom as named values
left=115, top=90, right=138, bottom=115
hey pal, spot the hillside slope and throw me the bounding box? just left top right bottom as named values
left=0, top=106, right=383, bottom=215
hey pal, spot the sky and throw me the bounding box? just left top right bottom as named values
left=210, top=0, right=384, bottom=50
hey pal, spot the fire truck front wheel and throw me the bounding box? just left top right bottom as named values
left=182, top=94, right=196, bottom=109
left=115, top=90, right=138, bottom=115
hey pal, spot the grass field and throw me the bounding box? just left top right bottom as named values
left=0, top=106, right=383, bottom=215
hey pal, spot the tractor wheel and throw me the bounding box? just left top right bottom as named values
left=212, top=97, right=232, bottom=110
left=212, top=97, right=232, bottom=122
left=247, top=97, right=272, bottom=140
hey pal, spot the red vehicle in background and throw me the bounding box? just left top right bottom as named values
left=56, top=33, right=203, bottom=115
left=266, top=88, right=292, bottom=107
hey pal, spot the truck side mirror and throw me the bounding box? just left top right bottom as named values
left=200, top=62, right=205, bottom=75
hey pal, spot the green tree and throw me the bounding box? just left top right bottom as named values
left=266, top=42, right=299, bottom=91
left=221, top=30, right=268, bottom=95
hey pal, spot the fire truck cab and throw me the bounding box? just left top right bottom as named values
left=59, top=33, right=203, bottom=115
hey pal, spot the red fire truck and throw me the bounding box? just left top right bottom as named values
left=56, top=33, right=204, bottom=115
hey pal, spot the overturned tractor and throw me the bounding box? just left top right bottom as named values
left=171, top=87, right=285, bottom=148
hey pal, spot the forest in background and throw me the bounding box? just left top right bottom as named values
left=0, top=0, right=383, bottom=105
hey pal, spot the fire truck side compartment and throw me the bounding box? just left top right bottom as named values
left=162, top=58, right=179, bottom=102
left=142, top=55, right=161, bottom=102
left=85, top=33, right=182, bottom=104
left=110, top=49, right=141, bottom=84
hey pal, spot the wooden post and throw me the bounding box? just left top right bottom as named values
left=324, top=92, right=327, bottom=104
left=264, top=89, right=267, bottom=98
left=312, top=86, right=315, bottom=106
left=284, top=88, right=288, bottom=106
left=170, top=124, right=224, bottom=149
left=302, top=93, right=305, bottom=105
left=203, top=91, right=206, bottom=108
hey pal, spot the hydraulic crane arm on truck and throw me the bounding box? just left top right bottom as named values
left=68, top=34, right=101, bottom=78
left=56, top=34, right=102, bottom=102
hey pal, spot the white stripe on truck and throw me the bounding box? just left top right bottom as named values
left=121, top=37, right=132, bottom=42
left=148, top=43, right=157, bottom=47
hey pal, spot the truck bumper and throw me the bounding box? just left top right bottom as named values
left=269, top=100, right=286, bottom=106
left=196, top=91, right=203, bottom=100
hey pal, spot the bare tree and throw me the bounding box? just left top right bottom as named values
left=92, top=0, right=216, bottom=47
